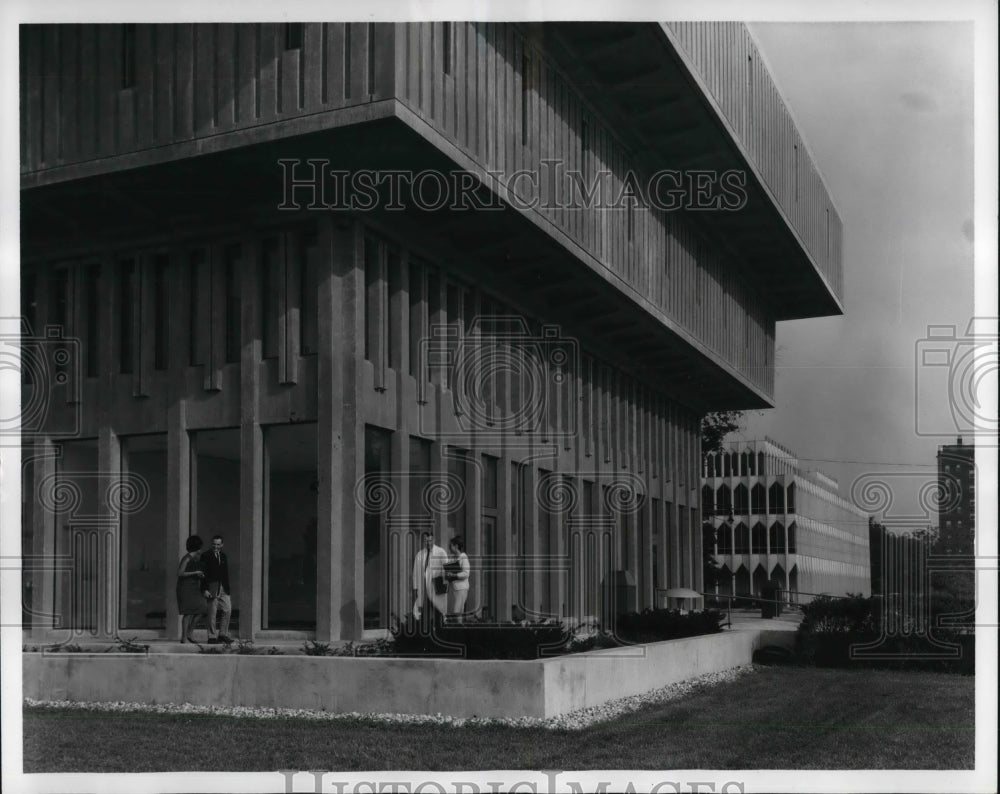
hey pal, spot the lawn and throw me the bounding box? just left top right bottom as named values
left=23, top=666, right=974, bottom=772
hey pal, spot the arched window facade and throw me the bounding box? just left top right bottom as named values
left=787, top=522, right=797, bottom=553
left=702, top=523, right=717, bottom=556
left=733, top=483, right=749, bottom=514
left=769, top=482, right=785, bottom=513
left=769, top=521, right=785, bottom=553
left=751, top=522, right=767, bottom=554
left=751, top=483, right=766, bottom=514
left=702, top=484, right=715, bottom=516
left=787, top=482, right=796, bottom=513
left=734, top=522, right=750, bottom=554
left=716, top=484, right=732, bottom=514
left=717, top=523, right=733, bottom=554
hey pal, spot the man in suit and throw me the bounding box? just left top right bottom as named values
left=412, top=531, right=448, bottom=623
left=201, top=534, right=233, bottom=644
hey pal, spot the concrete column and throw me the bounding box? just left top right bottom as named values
left=495, top=454, right=512, bottom=621
left=164, top=399, right=189, bottom=640
left=237, top=237, right=263, bottom=639
left=390, top=250, right=410, bottom=624
left=464, top=447, right=482, bottom=616
left=96, top=425, right=120, bottom=640
left=639, top=496, right=653, bottom=609
left=317, top=217, right=364, bottom=640
left=29, top=438, right=58, bottom=641
left=522, top=460, right=539, bottom=615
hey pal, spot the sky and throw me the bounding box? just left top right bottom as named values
left=730, top=21, right=989, bottom=534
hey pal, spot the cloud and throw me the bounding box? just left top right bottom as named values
left=899, top=91, right=938, bottom=112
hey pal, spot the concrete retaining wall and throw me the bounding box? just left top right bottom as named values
left=24, top=629, right=792, bottom=719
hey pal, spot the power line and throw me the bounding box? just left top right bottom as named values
left=796, top=457, right=940, bottom=468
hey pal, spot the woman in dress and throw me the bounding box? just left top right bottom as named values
left=176, top=535, right=207, bottom=642
left=445, top=535, right=471, bottom=621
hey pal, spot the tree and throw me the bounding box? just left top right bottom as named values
left=700, top=411, right=745, bottom=456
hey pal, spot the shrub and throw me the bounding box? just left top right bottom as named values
left=109, top=637, right=149, bottom=654
left=613, top=608, right=727, bottom=644
left=302, top=640, right=332, bottom=656
left=390, top=614, right=570, bottom=660
left=794, top=594, right=974, bottom=674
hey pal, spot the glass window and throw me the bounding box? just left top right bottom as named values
left=364, top=426, right=392, bottom=630
left=264, top=423, right=318, bottom=631
left=191, top=428, right=242, bottom=624
left=53, top=439, right=100, bottom=632
left=120, top=434, right=168, bottom=629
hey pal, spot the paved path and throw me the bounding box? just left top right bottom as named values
left=726, top=608, right=801, bottom=633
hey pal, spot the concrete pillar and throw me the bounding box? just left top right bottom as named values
left=238, top=237, right=264, bottom=639
left=164, top=399, right=189, bottom=641
left=317, top=217, right=364, bottom=640
left=96, top=425, right=120, bottom=640
left=495, top=454, right=512, bottom=621
left=29, top=438, right=57, bottom=641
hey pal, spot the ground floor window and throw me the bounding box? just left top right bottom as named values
left=54, top=439, right=99, bottom=633
left=191, top=429, right=242, bottom=626
left=264, top=423, right=318, bottom=630
left=120, top=434, right=168, bottom=629
left=363, top=426, right=392, bottom=630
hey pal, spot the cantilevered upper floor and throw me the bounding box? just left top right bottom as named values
left=20, top=22, right=843, bottom=411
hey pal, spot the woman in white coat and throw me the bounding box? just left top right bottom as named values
left=446, top=535, right=471, bottom=621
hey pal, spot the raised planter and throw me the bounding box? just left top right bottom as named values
left=23, top=629, right=792, bottom=719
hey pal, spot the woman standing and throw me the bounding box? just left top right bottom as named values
left=445, top=536, right=471, bottom=621
left=176, top=535, right=207, bottom=643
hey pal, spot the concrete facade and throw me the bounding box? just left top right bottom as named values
left=20, top=23, right=844, bottom=647
left=702, top=438, right=871, bottom=602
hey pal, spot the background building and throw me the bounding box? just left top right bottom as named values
left=936, top=437, right=975, bottom=556
left=702, top=438, right=870, bottom=602
left=20, top=22, right=843, bottom=642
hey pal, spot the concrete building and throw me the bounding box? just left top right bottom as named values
left=702, top=439, right=870, bottom=602
left=19, top=22, right=844, bottom=643
left=936, top=437, right=975, bottom=556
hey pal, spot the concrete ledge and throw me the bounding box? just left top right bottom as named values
left=23, top=629, right=791, bottom=719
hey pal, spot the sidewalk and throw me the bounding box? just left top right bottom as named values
left=726, top=608, right=801, bottom=633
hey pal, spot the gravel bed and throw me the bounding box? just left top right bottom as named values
left=23, top=665, right=756, bottom=731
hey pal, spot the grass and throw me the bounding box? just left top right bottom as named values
left=23, top=666, right=974, bottom=772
